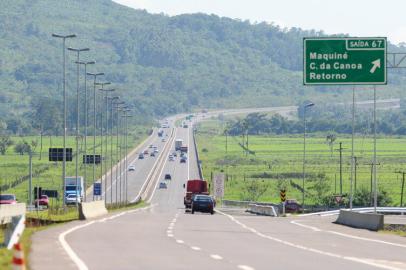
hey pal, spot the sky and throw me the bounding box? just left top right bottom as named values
left=113, top=0, right=406, bottom=45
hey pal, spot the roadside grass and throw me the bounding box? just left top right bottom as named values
left=0, top=126, right=149, bottom=205
left=196, top=119, right=406, bottom=205
left=380, top=224, right=406, bottom=237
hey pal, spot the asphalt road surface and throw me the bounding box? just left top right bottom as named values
left=30, top=109, right=406, bottom=270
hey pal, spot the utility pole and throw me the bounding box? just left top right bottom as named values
left=354, top=156, right=358, bottom=192
left=336, top=142, right=344, bottom=195
left=395, top=171, right=405, bottom=207
left=28, top=150, right=33, bottom=207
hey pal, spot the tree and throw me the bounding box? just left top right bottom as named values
left=326, top=134, right=337, bottom=157
left=0, top=136, right=13, bottom=155
left=14, top=141, right=31, bottom=155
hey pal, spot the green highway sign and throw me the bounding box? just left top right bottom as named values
left=303, top=37, right=387, bottom=85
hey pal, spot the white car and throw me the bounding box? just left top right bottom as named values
left=168, top=154, right=174, bottom=161
left=65, top=194, right=81, bottom=205
left=128, top=165, right=136, bottom=171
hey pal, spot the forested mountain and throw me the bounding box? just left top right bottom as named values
left=0, top=0, right=405, bottom=135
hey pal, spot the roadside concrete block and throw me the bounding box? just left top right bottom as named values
left=79, top=200, right=108, bottom=220
left=336, top=209, right=384, bottom=231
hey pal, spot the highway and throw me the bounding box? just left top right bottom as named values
left=30, top=111, right=406, bottom=270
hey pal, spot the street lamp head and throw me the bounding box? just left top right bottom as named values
left=99, top=88, right=115, bottom=92
left=86, top=72, right=104, bottom=76
left=76, top=61, right=95, bottom=65
left=52, top=33, right=76, bottom=39
left=305, top=102, right=315, bottom=108
left=95, top=81, right=111, bottom=86
left=68, top=47, right=90, bottom=52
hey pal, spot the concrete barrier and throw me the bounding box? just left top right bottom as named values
left=222, top=200, right=252, bottom=208
left=248, top=204, right=279, bottom=217
left=0, top=203, right=26, bottom=225
left=79, top=200, right=108, bottom=220
left=336, top=209, right=384, bottom=231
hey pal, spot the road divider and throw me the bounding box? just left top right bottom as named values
left=247, top=203, right=279, bottom=217
left=336, top=209, right=384, bottom=231
left=79, top=200, right=108, bottom=220
left=0, top=203, right=26, bottom=249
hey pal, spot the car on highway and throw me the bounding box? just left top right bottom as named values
left=154, top=149, right=159, bottom=153
left=65, top=194, right=81, bottom=205
left=138, top=153, right=144, bottom=159
left=191, top=194, right=214, bottom=215
left=162, top=138, right=166, bottom=142
left=180, top=156, right=187, bottom=163
left=172, top=152, right=177, bottom=157
left=164, top=174, right=172, bottom=180
left=284, top=199, right=302, bottom=213
left=0, top=194, right=17, bottom=204
left=159, top=182, right=167, bottom=189
left=128, top=165, right=136, bottom=171
left=168, top=154, right=174, bottom=161
left=150, top=152, right=156, bottom=157
left=143, top=149, right=149, bottom=155
left=149, top=144, right=154, bottom=148
left=34, top=195, right=49, bottom=208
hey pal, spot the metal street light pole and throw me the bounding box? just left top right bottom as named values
left=302, top=102, right=314, bottom=213
left=86, top=73, right=105, bottom=200
left=51, top=33, right=76, bottom=207
left=114, top=102, right=125, bottom=204
left=94, top=82, right=111, bottom=200
left=68, top=47, right=89, bottom=207
left=122, top=110, right=132, bottom=203
left=99, top=88, right=115, bottom=204
left=76, top=61, right=95, bottom=202
left=109, top=96, right=119, bottom=205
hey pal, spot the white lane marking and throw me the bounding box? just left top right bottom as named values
left=59, top=221, right=95, bottom=270
left=167, top=234, right=174, bottom=237
left=131, top=128, right=175, bottom=203
left=238, top=265, right=255, bottom=270
left=216, top=209, right=404, bottom=270
left=169, top=222, right=175, bottom=226
left=176, top=239, right=184, bottom=244
left=59, top=205, right=154, bottom=270
left=191, top=246, right=201, bottom=251
left=172, top=219, right=176, bottom=222
left=290, top=220, right=321, bottom=232
left=210, top=254, right=223, bottom=260
left=291, top=220, right=406, bottom=248
left=167, top=230, right=172, bottom=234
left=147, top=128, right=177, bottom=203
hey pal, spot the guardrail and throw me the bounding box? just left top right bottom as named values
left=0, top=203, right=26, bottom=249
left=191, top=124, right=204, bottom=180
left=300, top=207, right=406, bottom=217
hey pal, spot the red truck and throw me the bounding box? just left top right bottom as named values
left=183, top=179, right=209, bottom=209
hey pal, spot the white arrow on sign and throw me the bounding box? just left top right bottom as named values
left=370, top=59, right=381, bottom=73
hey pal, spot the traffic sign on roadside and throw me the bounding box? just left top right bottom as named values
left=94, top=183, right=101, bottom=196
left=280, top=189, right=286, bottom=202
left=303, top=37, right=387, bottom=85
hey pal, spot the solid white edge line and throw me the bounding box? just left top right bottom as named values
left=210, top=254, right=223, bottom=260
left=237, top=265, right=255, bottom=270
left=59, top=205, right=154, bottom=270
left=291, top=220, right=406, bottom=248
left=216, top=209, right=403, bottom=270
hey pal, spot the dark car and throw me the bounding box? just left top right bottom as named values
left=284, top=199, right=302, bottom=213
left=191, top=195, right=214, bottom=215
left=0, top=194, right=17, bottom=204
left=164, top=174, right=172, bottom=180
left=180, top=156, right=187, bottom=163
left=138, top=153, right=144, bottom=159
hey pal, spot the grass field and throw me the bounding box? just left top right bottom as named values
left=196, top=120, right=406, bottom=206
left=0, top=126, right=149, bottom=204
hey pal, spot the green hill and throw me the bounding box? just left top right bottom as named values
left=0, top=0, right=405, bottom=135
